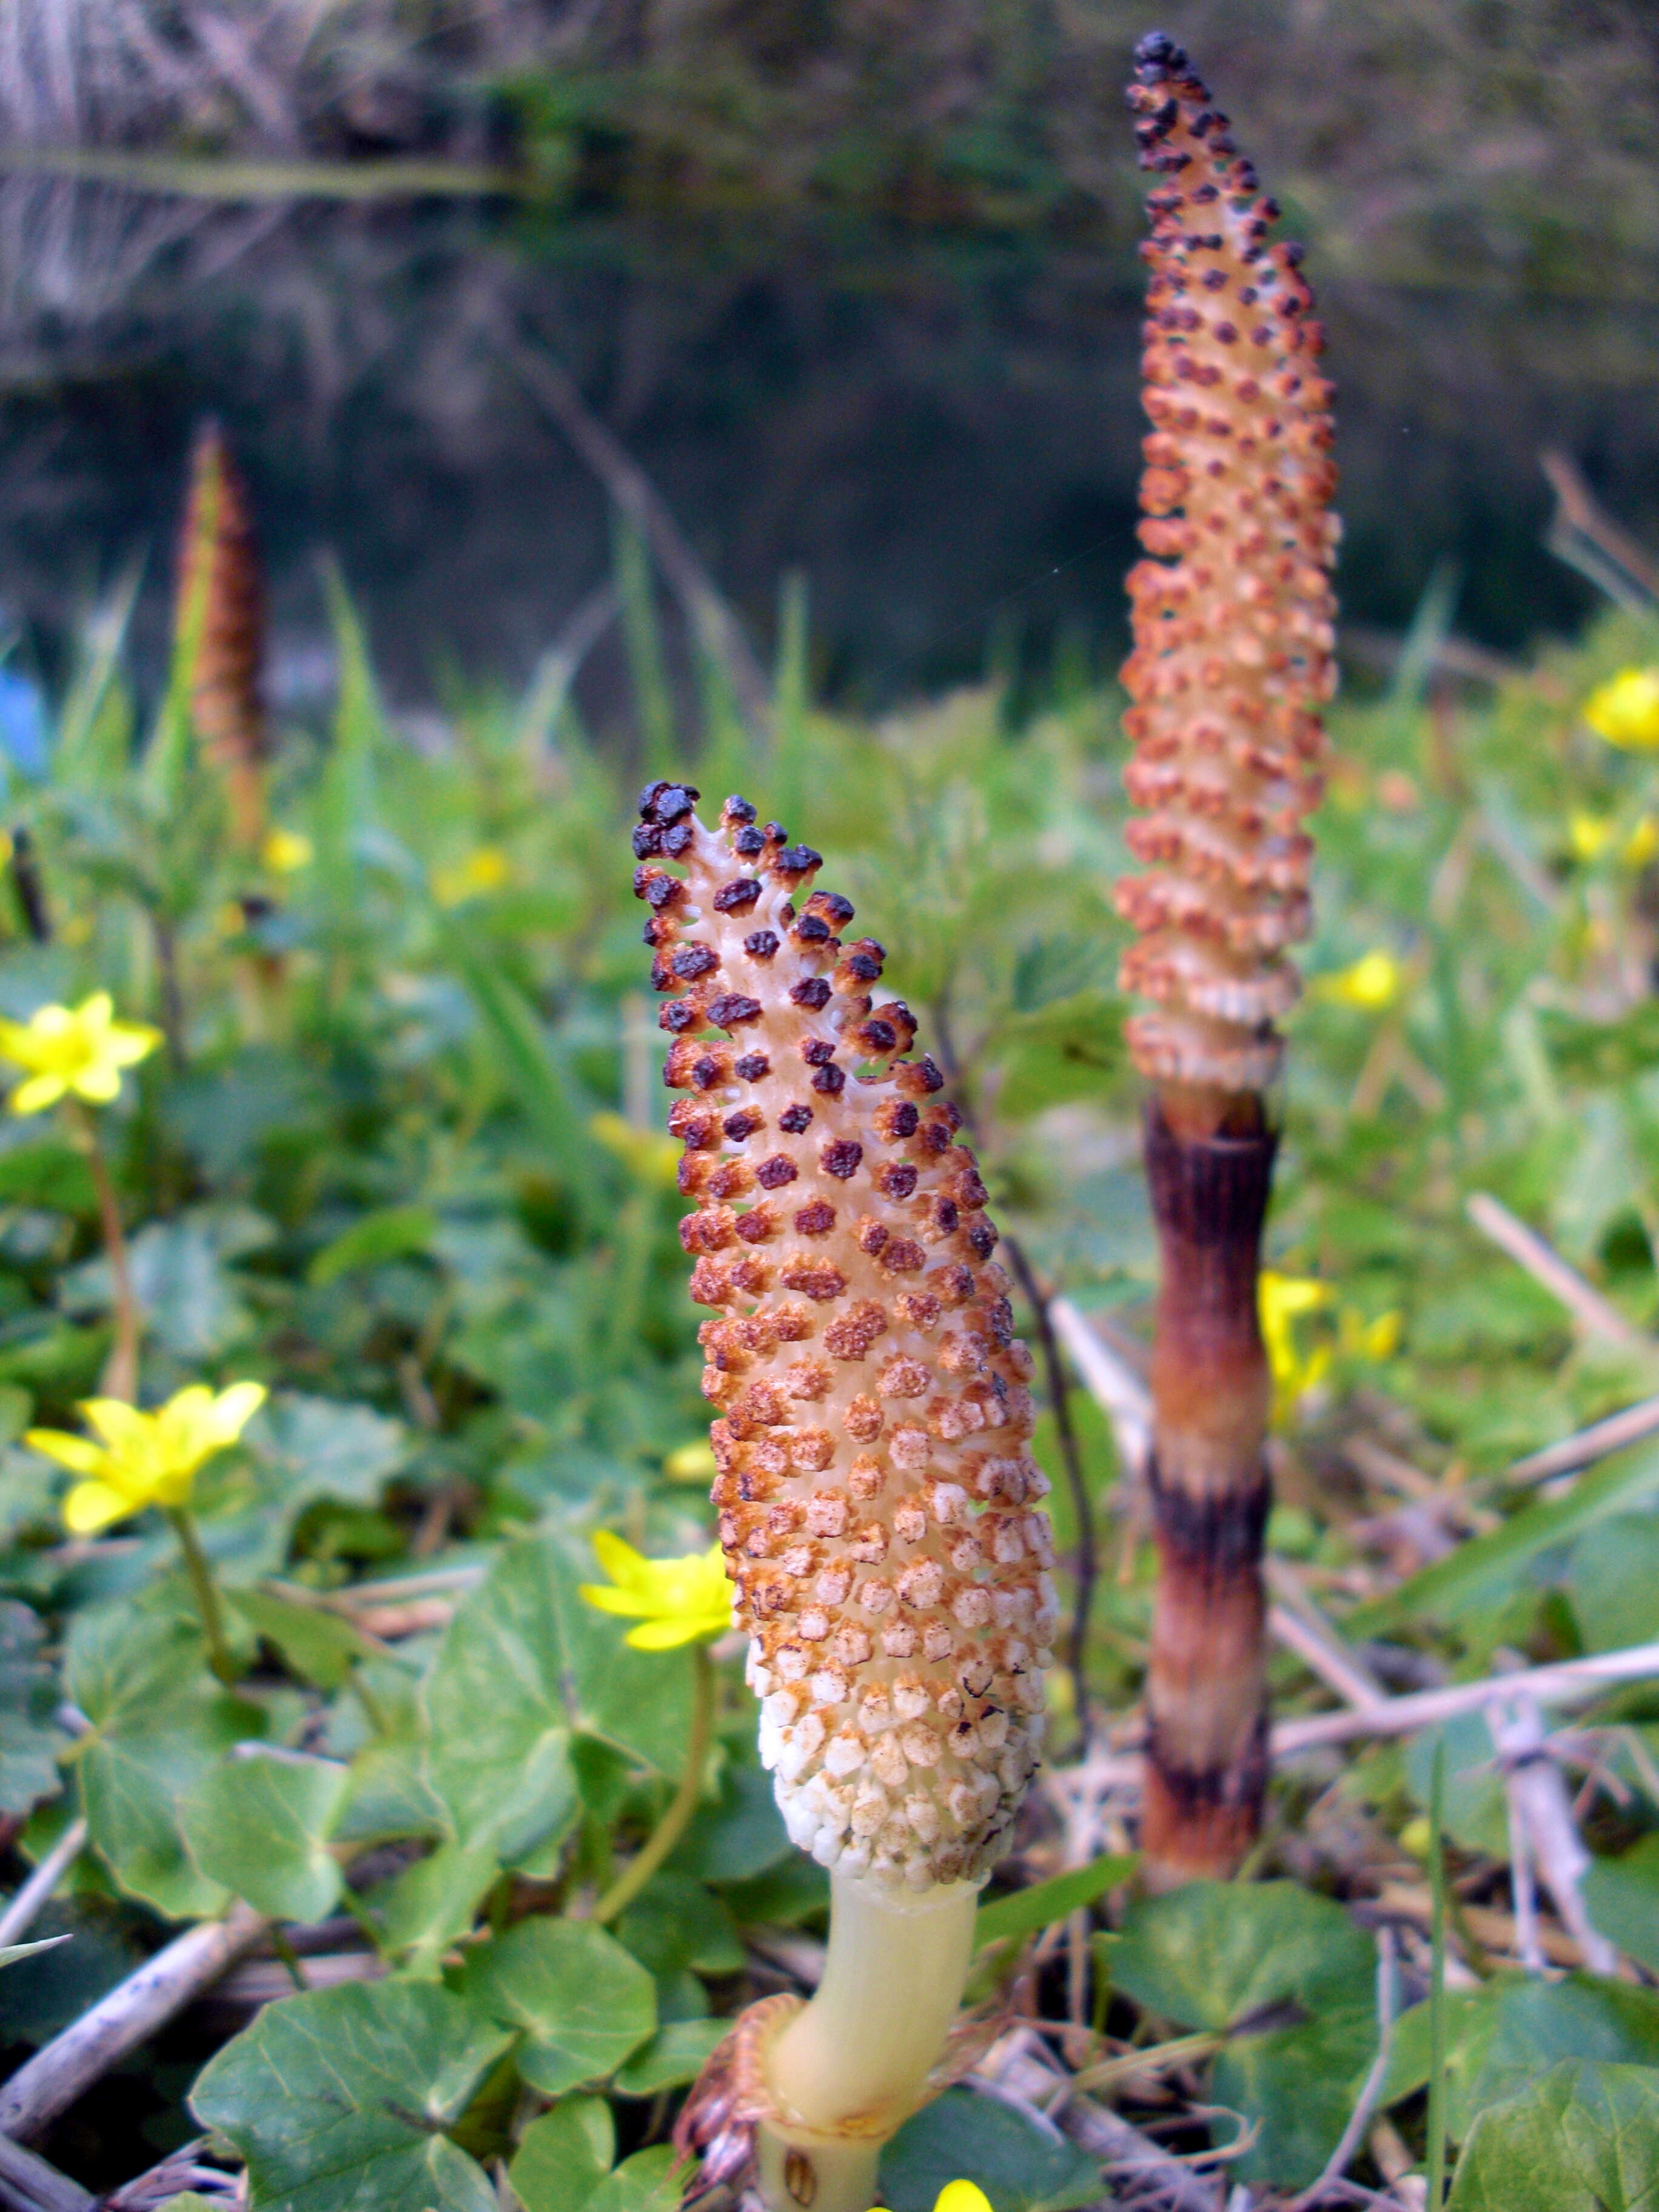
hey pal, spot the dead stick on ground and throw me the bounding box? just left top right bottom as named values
left=0, top=2135, right=93, bottom=2212
left=1466, top=1192, right=1647, bottom=1350
left=0, top=1819, right=86, bottom=1948
left=1276, top=1642, right=1659, bottom=1754
left=503, top=338, right=774, bottom=739
left=1505, top=1393, right=1659, bottom=1487
left=0, top=1905, right=267, bottom=2142
left=1489, top=1684, right=1618, bottom=1977
left=983, top=2029, right=1221, bottom=2212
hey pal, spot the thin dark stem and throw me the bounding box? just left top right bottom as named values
left=593, top=1642, right=716, bottom=1924
left=1003, top=1235, right=1096, bottom=1729
left=167, top=1507, right=238, bottom=1686
left=150, top=913, right=189, bottom=1072
left=928, top=999, right=1097, bottom=1730
left=79, top=1114, right=140, bottom=1406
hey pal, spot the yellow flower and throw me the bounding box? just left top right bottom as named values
left=591, top=1110, right=680, bottom=1190
left=665, top=1438, right=719, bottom=1483
left=1338, top=1307, right=1403, bottom=1362
left=931, top=2189, right=993, bottom=2212
left=1626, top=816, right=1659, bottom=868
left=0, top=994, right=161, bottom=1116
left=262, top=828, right=313, bottom=874
left=1584, top=668, right=1659, bottom=751
left=1318, top=950, right=1403, bottom=1011
left=431, top=846, right=512, bottom=909
left=1259, top=1272, right=1332, bottom=1424
left=28, top=1381, right=267, bottom=1536
left=579, top=1531, right=733, bottom=1651
left=1570, top=811, right=1615, bottom=863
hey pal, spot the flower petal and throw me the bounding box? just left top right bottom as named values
left=591, top=1529, right=651, bottom=1591
left=10, top=1073, right=64, bottom=1116
left=24, top=1428, right=107, bottom=1476
left=578, top=1583, right=654, bottom=1619
left=62, top=1479, right=135, bottom=1535
left=624, top=1617, right=705, bottom=1650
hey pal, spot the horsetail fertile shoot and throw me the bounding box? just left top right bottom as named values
left=1119, top=32, right=1339, bottom=1885
left=632, top=784, right=1053, bottom=2211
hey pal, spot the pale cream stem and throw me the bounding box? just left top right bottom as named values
left=756, top=1872, right=981, bottom=2212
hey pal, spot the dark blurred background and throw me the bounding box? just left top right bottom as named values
left=1, top=0, right=1657, bottom=714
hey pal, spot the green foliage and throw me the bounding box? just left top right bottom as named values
left=1447, top=2061, right=1659, bottom=2211
left=6, top=523, right=1659, bottom=2207
left=191, top=1981, right=512, bottom=2212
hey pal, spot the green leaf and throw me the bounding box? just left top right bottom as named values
left=615, top=1872, right=745, bottom=1981
left=581, top=2148, right=681, bottom=2212
left=247, top=1393, right=409, bottom=1512
left=423, top=1532, right=689, bottom=1855
left=0, top=1601, right=67, bottom=1816
left=1113, top=1880, right=1374, bottom=2033
left=180, top=1749, right=350, bottom=1922
left=1352, top=1439, right=1659, bottom=1629
left=1111, top=1880, right=1379, bottom=2188
left=0, top=1139, right=95, bottom=1212
left=458, top=1918, right=656, bottom=2097
left=613, top=2017, right=728, bottom=2096
left=360, top=1833, right=500, bottom=1977
left=1387, top=1976, right=1659, bottom=2143
left=309, top=1205, right=438, bottom=1287
left=508, top=2097, right=614, bottom=2212
left=66, top=1609, right=253, bottom=1917
left=192, top=1980, right=511, bottom=2212
left=671, top=1760, right=791, bottom=1883
left=128, top=1208, right=269, bottom=1359
left=880, top=2086, right=1101, bottom=2212
left=1447, top=2059, right=1659, bottom=2211
left=1404, top=1714, right=1511, bottom=1857
left=987, top=987, right=1125, bottom=1119
left=229, top=1587, right=378, bottom=1691
left=1584, top=1836, right=1659, bottom=1974
left=1566, top=1514, right=1659, bottom=1652
left=975, top=1854, right=1138, bottom=1948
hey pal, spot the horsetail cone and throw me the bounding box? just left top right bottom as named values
left=177, top=420, right=269, bottom=848
left=1121, top=33, right=1338, bottom=1885
left=634, top=783, right=1053, bottom=1888
left=636, top=784, right=1051, bottom=2209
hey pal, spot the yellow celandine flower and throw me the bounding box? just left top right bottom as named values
left=664, top=1438, right=719, bottom=1482
left=262, top=828, right=313, bottom=874
left=1338, top=1307, right=1403, bottom=1362
left=1570, top=811, right=1659, bottom=868
left=1258, top=1272, right=1332, bottom=1423
left=579, top=1531, right=734, bottom=1651
left=1584, top=668, right=1659, bottom=751
left=0, top=994, right=161, bottom=1116
left=590, top=1110, right=681, bottom=1190
left=1317, top=950, right=1403, bottom=1011
left=27, top=1381, right=267, bottom=1536
left=431, top=846, right=512, bottom=909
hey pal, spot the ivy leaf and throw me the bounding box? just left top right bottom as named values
left=191, top=1980, right=511, bottom=2212
left=423, top=1532, right=689, bottom=1857
left=1584, top=1837, right=1659, bottom=1975
left=670, top=1760, right=790, bottom=1883
left=0, top=1601, right=67, bottom=1816
left=358, top=1833, right=500, bottom=1979
left=66, top=1609, right=255, bottom=1917
left=1386, top=1976, right=1659, bottom=2143
left=229, top=1587, right=378, bottom=1692
left=581, top=2150, right=682, bottom=2212
left=1447, top=2059, right=1659, bottom=2210
left=614, top=2019, right=728, bottom=2097
left=508, top=2096, right=614, bottom=2212
left=458, top=1919, right=656, bottom=2096
left=180, top=1749, right=350, bottom=1922
left=247, top=1392, right=410, bottom=1513
left=1111, top=1882, right=1378, bottom=2187
left=880, top=2086, right=1100, bottom=2212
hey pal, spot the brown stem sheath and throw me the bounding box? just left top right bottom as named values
left=1141, top=1090, right=1275, bottom=1883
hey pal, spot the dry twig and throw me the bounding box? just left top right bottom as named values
left=1466, top=1192, right=1647, bottom=1351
